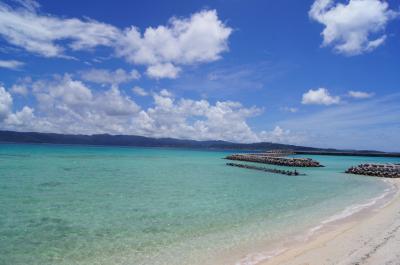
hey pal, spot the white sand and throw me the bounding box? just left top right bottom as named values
left=260, top=179, right=400, bottom=265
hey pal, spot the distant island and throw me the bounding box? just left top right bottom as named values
left=1, top=130, right=399, bottom=157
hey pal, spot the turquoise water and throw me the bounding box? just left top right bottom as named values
left=0, top=144, right=398, bottom=265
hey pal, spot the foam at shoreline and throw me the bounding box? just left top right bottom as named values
left=235, top=179, right=398, bottom=265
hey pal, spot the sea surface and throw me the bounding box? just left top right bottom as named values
left=0, top=143, right=398, bottom=265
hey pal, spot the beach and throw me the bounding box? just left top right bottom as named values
left=260, top=179, right=400, bottom=265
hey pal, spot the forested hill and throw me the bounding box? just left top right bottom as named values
left=1, top=130, right=399, bottom=157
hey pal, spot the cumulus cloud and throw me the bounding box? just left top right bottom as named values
left=132, top=86, right=148, bottom=96
left=141, top=92, right=262, bottom=142
left=80, top=68, right=140, bottom=85
left=259, top=126, right=304, bottom=144
left=10, top=84, right=28, bottom=95
left=5, top=106, right=35, bottom=127
left=309, top=0, right=399, bottom=55
left=0, top=85, right=44, bottom=130
left=33, top=74, right=94, bottom=107
left=146, top=63, right=181, bottom=79
left=159, top=89, right=172, bottom=97
left=0, top=59, right=24, bottom=69
left=0, top=1, right=232, bottom=78
left=116, top=10, right=232, bottom=68
left=0, top=75, right=277, bottom=143
left=10, top=76, right=32, bottom=96
left=348, top=90, right=374, bottom=99
left=302, top=88, right=340, bottom=105
left=34, top=74, right=139, bottom=112
left=9, top=75, right=141, bottom=134
left=0, top=86, right=13, bottom=120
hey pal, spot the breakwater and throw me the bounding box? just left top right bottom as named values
left=226, top=154, right=323, bottom=167
left=294, top=151, right=400, bottom=158
left=258, top=150, right=295, bottom=157
left=346, top=163, right=400, bottom=178
left=226, top=163, right=303, bottom=176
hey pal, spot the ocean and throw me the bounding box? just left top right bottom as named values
left=0, top=143, right=398, bottom=265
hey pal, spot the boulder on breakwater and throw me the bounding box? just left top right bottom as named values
left=345, top=163, right=400, bottom=178
left=226, top=163, right=304, bottom=176
left=225, top=153, right=323, bottom=167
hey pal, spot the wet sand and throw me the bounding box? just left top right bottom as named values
left=260, top=179, right=400, bottom=265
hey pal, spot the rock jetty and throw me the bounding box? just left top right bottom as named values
left=226, top=163, right=304, bottom=176
left=345, top=163, right=400, bottom=178
left=259, top=149, right=295, bottom=157
left=226, top=153, right=323, bottom=167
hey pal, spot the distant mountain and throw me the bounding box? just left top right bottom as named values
left=0, top=130, right=399, bottom=157
left=0, top=130, right=316, bottom=150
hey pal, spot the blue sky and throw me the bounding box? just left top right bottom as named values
left=0, top=0, right=399, bottom=151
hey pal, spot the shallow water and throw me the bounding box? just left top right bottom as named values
left=0, top=144, right=398, bottom=265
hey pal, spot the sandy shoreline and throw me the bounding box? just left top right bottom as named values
left=256, top=179, right=400, bottom=265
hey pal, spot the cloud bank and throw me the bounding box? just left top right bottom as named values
left=0, top=75, right=301, bottom=144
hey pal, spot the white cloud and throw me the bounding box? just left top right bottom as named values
left=132, top=86, right=148, bottom=96
left=97, top=86, right=140, bottom=116
left=10, top=76, right=32, bottom=96
left=3, top=76, right=397, bottom=150
left=10, top=84, right=28, bottom=95
left=159, top=89, right=172, bottom=97
left=116, top=10, right=232, bottom=67
left=25, top=75, right=142, bottom=134
left=348, top=90, right=374, bottom=99
left=146, top=63, right=181, bottom=79
left=0, top=86, right=13, bottom=120
left=0, top=1, right=119, bottom=58
left=80, top=68, right=140, bottom=85
left=33, top=74, right=93, bottom=107
left=302, top=88, right=341, bottom=105
left=0, top=59, right=24, bottom=69
left=5, top=106, right=35, bottom=127
left=259, top=126, right=304, bottom=144
left=0, top=84, right=44, bottom=131
left=142, top=92, right=262, bottom=142
left=309, top=0, right=399, bottom=55
left=0, top=2, right=232, bottom=78
left=32, top=74, right=140, bottom=113
left=0, top=75, right=273, bottom=143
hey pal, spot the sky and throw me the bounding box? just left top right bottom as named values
left=0, top=0, right=399, bottom=151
